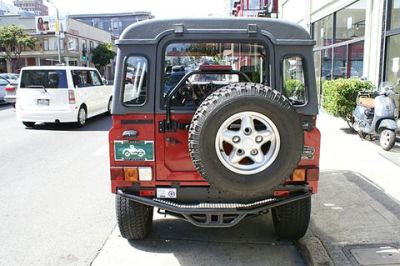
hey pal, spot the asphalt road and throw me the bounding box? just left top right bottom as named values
left=2, top=103, right=399, bottom=266
left=0, top=105, right=306, bottom=266
left=0, top=105, right=115, bottom=266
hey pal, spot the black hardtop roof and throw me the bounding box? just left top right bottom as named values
left=118, top=18, right=313, bottom=45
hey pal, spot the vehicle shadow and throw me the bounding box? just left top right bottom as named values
left=0, top=103, right=13, bottom=111
left=127, top=214, right=304, bottom=266
left=27, top=114, right=112, bottom=132
left=339, top=127, right=357, bottom=135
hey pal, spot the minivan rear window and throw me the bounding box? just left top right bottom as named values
left=20, top=70, right=68, bottom=89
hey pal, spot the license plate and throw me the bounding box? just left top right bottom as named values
left=37, top=99, right=49, bottom=106
left=156, top=188, right=177, bottom=199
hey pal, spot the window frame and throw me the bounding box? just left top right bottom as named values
left=121, top=54, right=150, bottom=107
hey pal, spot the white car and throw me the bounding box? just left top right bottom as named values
left=16, top=66, right=113, bottom=127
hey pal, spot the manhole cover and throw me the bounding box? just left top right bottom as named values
left=343, top=244, right=400, bottom=265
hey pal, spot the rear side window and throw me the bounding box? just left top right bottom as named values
left=20, top=70, right=68, bottom=89
left=71, top=70, right=92, bottom=88
left=123, top=56, right=148, bottom=105
left=282, top=56, right=306, bottom=105
left=90, top=71, right=103, bottom=86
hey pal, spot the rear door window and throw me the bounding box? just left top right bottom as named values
left=163, top=42, right=268, bottom=108
left=20, top=70, right=68, bottom=89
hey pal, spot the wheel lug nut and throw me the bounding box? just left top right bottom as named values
left=256, top=136, right=263, bottom=143
left=232, top=136, right=241, bottom=143
left=251, top=149, right=258, bottom=155
left=244, top=128, right=252, bottom=135
left=237, top=149, right=244, bottom=155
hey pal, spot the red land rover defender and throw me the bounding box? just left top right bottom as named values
left=109, top=18, right=320, bottom=240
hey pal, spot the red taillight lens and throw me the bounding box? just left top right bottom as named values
left=5, top=85, right=15, bottom=92
left=68, top=90, right=76, bottom=104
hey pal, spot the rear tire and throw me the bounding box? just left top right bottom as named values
left=76, top=106, right=87, bottom=127
left=380, top=129, right=395, bottom=151
left=116, top=195, right=153, bottom=240
left=22, top=122, right=35, bottom=128
left=272, top=197, right=311, bottom=240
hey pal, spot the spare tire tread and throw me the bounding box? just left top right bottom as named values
left=189, top=83, right=303, bottom=197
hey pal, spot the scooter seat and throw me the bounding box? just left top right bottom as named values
left=359, top=97, right=375, bottom=109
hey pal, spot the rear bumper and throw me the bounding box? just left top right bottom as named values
left=16, top=109, right=78, bottom=123
left=117, top=189, right=311, bottom=228
left=4, top=95, right=16, bottom=104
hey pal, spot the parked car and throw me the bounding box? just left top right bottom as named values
left=109, top=18, right=321, bottom=241
left=16, top=66, right=113, bottom=128
left=3, top=80, right=18, bottom=105
left=0, top=73, right=19, bottom=83
left=0, top=76, right=9, bottom=103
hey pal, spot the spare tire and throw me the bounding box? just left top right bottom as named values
left=189, top=83, right=303, bottom=198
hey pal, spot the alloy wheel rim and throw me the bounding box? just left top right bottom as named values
left=215, top=111, right=281, bottom=175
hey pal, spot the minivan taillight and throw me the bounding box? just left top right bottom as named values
left=68, top=90, right=76, bottom=104
left=5, top=85, right=15, bottom=92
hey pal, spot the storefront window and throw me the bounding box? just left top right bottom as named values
left=321, top=48, right=333, bottom=81
left=348, top=41, right=364, bottom=78
left=335, top=0, right=366, bottom=43
left=333, top=46, right=348, bottom=79
left=385, top=35, right=400, bottom=92
left=389, top=0, right=400, bottom=30
left=313, top=15, right=334, bottom=47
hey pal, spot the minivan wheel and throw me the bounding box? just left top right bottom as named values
left=77, top=107, right=87, bottom=127
left=22, top=122, right=35, bottom=128
left=272, top=197, right=311, bottom=240
left=116, top=195, right=153, bottom=240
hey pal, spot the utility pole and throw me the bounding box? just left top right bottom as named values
left=46, top=0, right=62, bottom=64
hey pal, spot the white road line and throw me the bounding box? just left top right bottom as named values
left=92, top=145, right=109, bottom=156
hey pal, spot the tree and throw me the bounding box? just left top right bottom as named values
left=0, top=25, right=36, bottom=73
left=91, top=43, right=116, bottom=75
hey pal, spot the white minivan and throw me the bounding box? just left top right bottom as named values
left=16, top=66, right=113, bottom=127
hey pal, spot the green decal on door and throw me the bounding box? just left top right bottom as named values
left=114, top=140, right=154, bottom=161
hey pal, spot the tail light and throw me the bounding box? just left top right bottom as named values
left=5, top=85, right=15, bottom=92
left=68, top=90, right=76, bottom=104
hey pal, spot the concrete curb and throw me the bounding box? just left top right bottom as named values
left=296, top=236, right=333, bottom=266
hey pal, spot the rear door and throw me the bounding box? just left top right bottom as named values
left=18, top=69, right=69, bottom=111
left=156, top=40, right=271, bottom=182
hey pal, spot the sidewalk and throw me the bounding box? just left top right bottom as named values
left=308, top=112, right=400, bottom=265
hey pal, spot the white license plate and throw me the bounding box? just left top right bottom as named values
left=156, top=188, right=177, bottom=199
left=37, top=99, right=49, bottom=106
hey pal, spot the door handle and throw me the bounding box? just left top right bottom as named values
left=122, top=130, right=138, bottom=138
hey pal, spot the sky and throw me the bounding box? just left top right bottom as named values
left=3, top=0, right=229, bottom=18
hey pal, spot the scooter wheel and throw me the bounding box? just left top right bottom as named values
left=380, top=129, right=396, bottom=151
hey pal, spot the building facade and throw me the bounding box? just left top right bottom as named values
left=230, top=0, right=279, bottom=17
left=0, top=15, right=112, bottom=77
left=13, top=0, right=48, bottom=16
left=280, top=0, right=400, bottom=97
left=69, top=12, right=154, bottom=39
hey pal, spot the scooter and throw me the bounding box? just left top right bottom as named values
left=349, top=82, right=398, bottom=151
